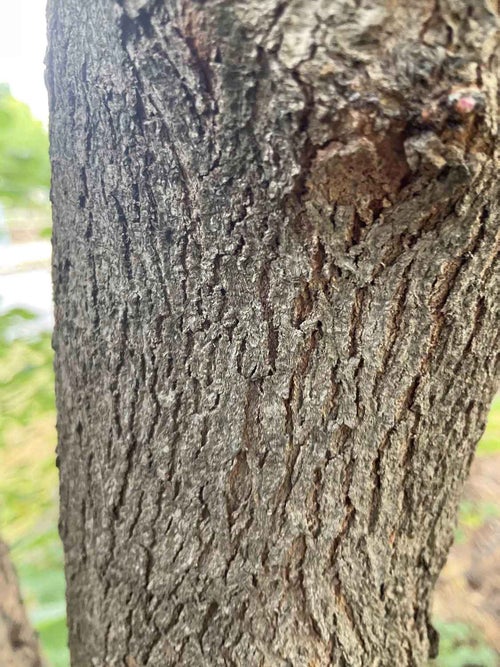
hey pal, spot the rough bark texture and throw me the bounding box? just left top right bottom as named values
left=0, top=540, right=43, bottom=667
left=47, top=1, right=500, bottom=665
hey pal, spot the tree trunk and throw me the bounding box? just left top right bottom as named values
left=47, top=1, right=499, bottom=665
left=0, top=540, right=43, bottom=667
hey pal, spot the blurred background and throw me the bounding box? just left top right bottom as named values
left=0, top=2, right=498, bottom=666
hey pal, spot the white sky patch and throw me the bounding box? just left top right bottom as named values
left=0, top=0, right=48, bottom=124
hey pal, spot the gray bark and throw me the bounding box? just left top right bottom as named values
left=47, top=1, right=499, bottom=665
left=0, top=540, right=43, bottom=667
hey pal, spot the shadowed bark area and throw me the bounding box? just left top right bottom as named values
left=47, top=0, right=499, bottom=665
left=0, top=540, right=43, bottom=667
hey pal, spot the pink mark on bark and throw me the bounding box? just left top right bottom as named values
left=454, top=95, right=477, bottom=114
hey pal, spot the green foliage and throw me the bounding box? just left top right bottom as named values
left=0, top=308, right=68, bottom=667
left=40, top=225, right=52, bottom=240
left=455, top=500, right=500, bottom=544
left=0, top=308, right=55, bottom=448
left=431, top=621, right=498, bottom=667
left=12, top=527, right=67, bottom=667
left=477, top=394, right=500, bottom=456
left=0, top=84, right=50, bottom=207
left=459, top=500, right=500, bottom=530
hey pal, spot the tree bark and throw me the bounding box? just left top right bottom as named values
left=0, top=540, right=43, bottom=667
left=47, top=1, right=499, bottom=665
